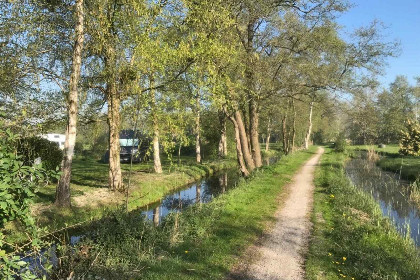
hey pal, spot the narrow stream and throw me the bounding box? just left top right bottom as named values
left=345, top=153, right=420, bottom=246
left=140, top=158, right=277, bottom=225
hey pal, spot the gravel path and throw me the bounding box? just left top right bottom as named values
left=240, top=147, right=324, bottom=280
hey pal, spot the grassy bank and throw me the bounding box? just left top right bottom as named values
left=306, top=148, right=420, bottom=280
left=5, top=156, right=237, bottom=243
left=376, top=156, right=420, bottom=181
left=52, top=147, right=317, bottom=279
left=351, top=144, right=419, bottom=181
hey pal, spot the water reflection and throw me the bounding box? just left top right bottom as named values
left=219, top=173, right=227, bottom=193
left=153, top=207, right=159, bottom=227
left=142, top=168, right=240, bottom=224
left=196, top=184, right=201, bottom=204
left=345, top=155, right=420, bottom=246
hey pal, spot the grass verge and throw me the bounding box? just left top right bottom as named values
left=52, top=147, right=317, bottom=279
left=306, top=148, right=420, bottom=280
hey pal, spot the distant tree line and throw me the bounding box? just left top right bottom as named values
left=346, top=76, right=419, bottom=145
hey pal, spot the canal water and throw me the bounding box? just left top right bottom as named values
left=345, top=154, right=420, bottom=246
left=140, top=160, right=276, bottom=225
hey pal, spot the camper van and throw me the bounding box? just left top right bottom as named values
left=40, top=133, right=66, bottom=150
left=102, top=130, right=150, bottom=163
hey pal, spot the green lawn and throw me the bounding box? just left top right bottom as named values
left=306, top=148, right=420, bottom=280
left=52, top=147, right=318, bottom=279
left=351, top=144, right=400, bottom=155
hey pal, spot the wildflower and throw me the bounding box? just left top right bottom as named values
left=330, top=194, right=335, bottom=198
left=342, top=257, right=347, bottom=261
left=185, top=250, right=189, bottom=254
left=328, top=252, right=332, bottom=256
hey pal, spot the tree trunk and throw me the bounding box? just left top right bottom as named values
left=228, top=114, right=250, bottom=177
left=178, top=142, right=182, bottom=165
left=241, top=107, right=251, bottom=152
left=282, top=115, right=288, bottom=154
left=152, top=118, right=162, bottom=173
left=265, top=117, right=271, bottom=152
left=218, top=111, right=227, bottom=157
left=107, top=82, right=123, bottom=191
left=244, top=20, right=262, bottom=168
left=151, top=78, right=162, bottom=173
left=249, top=99, right=262, bottom=167
left=291, top=100, right=296, bottom=152
left=234, top=110, right=255, bottom=171
left=55, top=0, right=84, bottom=207
left=304, top=101, right=314, bottom=150
left=195, top=93, right=201, bottom=163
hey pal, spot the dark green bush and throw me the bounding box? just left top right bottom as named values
left=334, top=132, right=347, bottom=152
left=17, top=136, right=63, bottom=171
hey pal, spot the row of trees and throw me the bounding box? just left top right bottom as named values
left=346, top=76, right=419, bottom=145
left=0, top=0, right=397, bottom=207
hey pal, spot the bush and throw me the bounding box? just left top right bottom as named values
left=399, top=119, right=420, bottom=156
left=0, top=130, right=57, bottom=279
left=17, top=136, right=63, bottom=171
left=333, top=132, right=347, bottom=152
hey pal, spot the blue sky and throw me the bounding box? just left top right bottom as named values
left=337, top=0, right=420, bottom=88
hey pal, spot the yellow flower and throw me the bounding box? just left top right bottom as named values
left=342, top=257, right=347, bottom=261
left=185, top=250, right=189, bottom=254
left=330, top=194, right=335, bottom=198
left=328, top=252, right=332, bottom=256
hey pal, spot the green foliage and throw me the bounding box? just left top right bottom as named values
left=399, top=119, right=420, bottom=156
left=17, top=136, right=63, bottom=171
left=0, top=130, right=57, bottom=279
left=306, top=149, right=420, bottom=280
left=333, top=132, right=347, bottom=152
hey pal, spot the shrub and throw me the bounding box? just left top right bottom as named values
left=399, top=119, right=420, bottom=156
left=0, top=130, right=57, bottom=279
left=333, top=132, right=347, bottom=152
left=17, top=136, right=63, bottom=171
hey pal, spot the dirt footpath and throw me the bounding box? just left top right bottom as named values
left=236, top=147, right=324, bottom=280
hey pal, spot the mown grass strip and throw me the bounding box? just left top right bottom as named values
left=67, top=147, right=317, bottom=279
left=306, top=148, right=420, bottom=280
